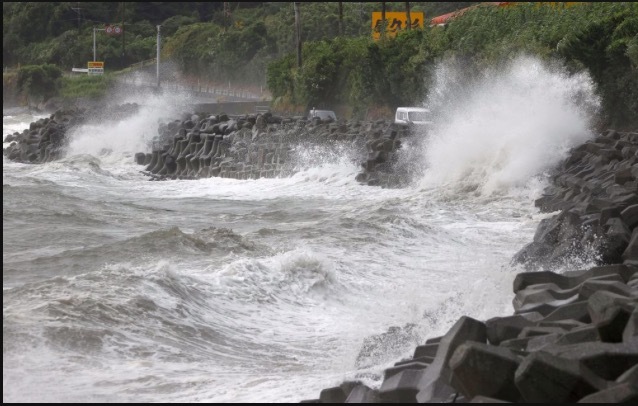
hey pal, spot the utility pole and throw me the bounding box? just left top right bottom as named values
left=338, top=2, right=343, bottom=36
left=223, top=2, right=231, bottom=31
left=406, top=2, right=411, bottom=31
left=121, top=2, right=125, bottom=55
left=71, top=2, right=81, bottom=32
left=359, top=2, right=364, bottom=36
left=156, top=25, right=161, bottom=88
left=294, top=2, right=302, bottom=68
left=93, top=27, right=105, bottom=61
left=77, top=2, right=81, bottom=30
left=381, top=2, right=386, bottom=40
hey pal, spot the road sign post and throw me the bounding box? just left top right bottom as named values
left=156, top=25, right=161, bottom=88
left=87, top=61, right=104, bottom=76
left=93, top=27, right=105, bottom=61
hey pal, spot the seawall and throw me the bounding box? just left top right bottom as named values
left=3, top=106, right=417, bottom=189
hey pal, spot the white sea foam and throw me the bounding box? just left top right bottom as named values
left=420, top=55, right=600, bottom=195
left=65, top=94, right=186, bottom=160
left=210, top=247, right=338, bottom=303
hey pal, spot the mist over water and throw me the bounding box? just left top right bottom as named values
left=3, top=55, right=601, bottom=402
left=66, top=93, right=189, bottom=160
left=420, top=55, right=600, bottom=195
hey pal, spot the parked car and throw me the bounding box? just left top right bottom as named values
left=308, top=108, right=337, bottom=122
left=394, top=107, right=433, bottom=126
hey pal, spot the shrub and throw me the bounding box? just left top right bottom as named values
left=16, top=64, right=62, bottom=102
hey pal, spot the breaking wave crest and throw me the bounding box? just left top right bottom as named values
left=419, top=55, right=600, bottom=196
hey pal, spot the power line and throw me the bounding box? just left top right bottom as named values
left=70, top=2, right=82, bottom=30
left=67, top=3, right=111, bottom=26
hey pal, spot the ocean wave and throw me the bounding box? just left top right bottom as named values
left=3, top=226, right=268, bottom=287
left=87, top=226, right=262, bottom=259
left=211, top=248, right=339, bottom=304
left=53, top=154, right=119, bottom=178
left=3, top=262, right=231, bottom=361
left=418, top=54, right=599, bottom=197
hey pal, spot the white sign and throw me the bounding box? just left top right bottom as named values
left=104, top=25, right=123, bottom=36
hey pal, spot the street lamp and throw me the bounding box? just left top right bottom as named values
left=93, top=27, right=106, bottom=61
left=156, top=25, right=161, bottom=88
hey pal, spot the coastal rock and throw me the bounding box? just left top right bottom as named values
left=3, top=103, right=140, bottom=164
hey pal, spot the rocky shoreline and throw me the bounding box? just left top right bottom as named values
left=3, top=103, right=140, bottom=163
left=133, top=110, right=419, bottom=188
left=3, top=107, right=637, bottom=403
left=3, top=106, right=421, bottom=188
left=300, top=128, right=638, bottom=403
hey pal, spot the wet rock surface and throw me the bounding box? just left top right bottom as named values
left=133, top=111, right=423, bottom=187
left=300, top=268, right=637, bottom=404
left=513, top=130, right=638, bottom=270
left=4, top=106, right=427, bottom=188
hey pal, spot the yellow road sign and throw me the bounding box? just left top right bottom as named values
left=87, top=61, right=104, bottom=69
left=372, top=11, right=424, bottom=40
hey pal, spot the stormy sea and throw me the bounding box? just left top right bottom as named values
left=3, top=57, right=601, bottom=402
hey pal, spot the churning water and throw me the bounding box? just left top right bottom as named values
left=3, top=56, right=600, bottom=402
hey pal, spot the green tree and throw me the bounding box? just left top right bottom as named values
left=16, top=64, right=63, bottom=105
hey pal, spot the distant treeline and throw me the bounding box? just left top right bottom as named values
left=267, top=2, right=638, bottom=128
left=2, top=2, right=471, bottom=81
left=2, top=2, right=469, bottom=107
left=4, top=3, right=636, bottom=128
left=3, top=2, right=223, bottom=70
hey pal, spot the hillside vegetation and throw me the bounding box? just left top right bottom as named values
left=267, top=2, right=638, bottom=128
left=3, top=2, right=470, bottom=106
left=3, top=2, right=637, bottom=128
left=3, top=2, right=470, bottom=80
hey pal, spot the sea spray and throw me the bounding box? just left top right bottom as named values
left=420, top=55, right=601, bottom=195
left=65, top=94, right=189, bottom=160
left=64, top=63, right=195, bottom=161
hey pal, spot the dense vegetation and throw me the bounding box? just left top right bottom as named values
left=16, top=64, right=63, bottom=104
left=3, top=65, right=114, bottom=107
left=3, top=2, right=637, bottom=128
left=3, top=2, right=470, bottom=81
left=3, top=2, right=471, bottom=106
left=2, top=2, right=224, bottom=70
left=267, top=2, right=638, bottom=128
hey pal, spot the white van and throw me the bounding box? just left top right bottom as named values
left=394, top=107, right=433, bottom=126
left=309, top=108, right=337, bottom=122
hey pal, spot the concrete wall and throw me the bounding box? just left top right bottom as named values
left=191, top=101, right=272, bottom=115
